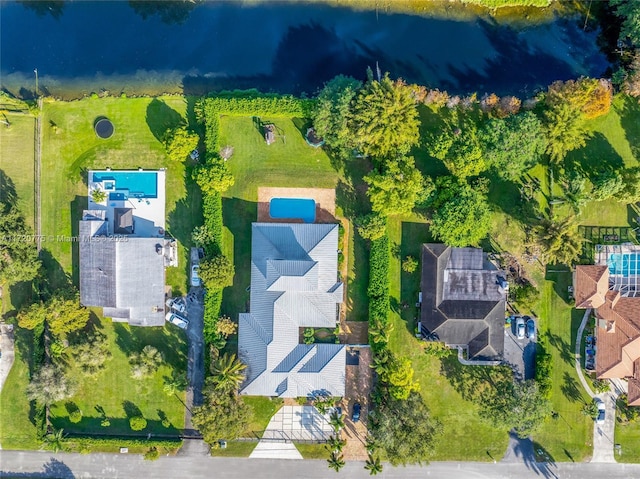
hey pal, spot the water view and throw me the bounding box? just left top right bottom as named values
left=1, top=1, right=609, bottom=99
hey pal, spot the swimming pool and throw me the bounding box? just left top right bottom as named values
left=269, top=198, right=316, bottom=223
left=608, top=253, right=640, bottom=277
left=93, top=171, right=157, bottom=198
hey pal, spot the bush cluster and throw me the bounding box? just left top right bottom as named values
left=535, top=339, right=553, bottom=399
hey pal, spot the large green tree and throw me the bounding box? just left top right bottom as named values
left=364, top=156, right=429, bottom=216
left=427, top=177, right=492, bottom=247
left=535, top=216, right=583, bottom=266
left=615, top=166, right=640, bottom=203
left=480, top=111, right=547, bottom=181
left=371, top=391, right=441, bottom=466
left=350, top=73, right=420, bottom=160
left=129, top=345, right=163, bottom=379
left=26, top=365, right=76, bottom=405
left=71, top=331, right=112, bottom=376
left=164, top=125, right=199, bottom=162
left=312, top=75, right=361, bottom=158
left=17, top=293, right=89, bottom=338
left=0, top=207, right=40, bottom=285
left=481, top=380, right=552, bottom=438
left=612, top=0, right=640, bottom=48
left=544, top=100, right=590, bottom=164
left=377, top=353, right=420, bottom=400
left=210, top=353, right=246, bottom=392
left=198, top=254, right=235, bottom=289
left=193, top=157, right=235, bottom=195
left=191, top=383, right=253, bottom=444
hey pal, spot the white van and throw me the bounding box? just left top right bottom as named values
left=165, top=312, right=189, bottom=330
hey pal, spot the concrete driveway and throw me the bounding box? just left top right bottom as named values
left=591, top=392, right=617, bottom=463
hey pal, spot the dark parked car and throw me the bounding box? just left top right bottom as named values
left=525, top=317, right=536, bottom=340
left=351, top=403, right=361, bottom=422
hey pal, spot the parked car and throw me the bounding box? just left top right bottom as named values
left=165, top=312, right=189, bottom=330
left=516, top=317, right=525, bottom=340
left=351, top=403, right=361, bottom=423
left=165, top=297, right=186, bottom=314
left=596, top=400, right=606, bottom=425
left=191, top=264, right=201, bottom=287
left=525, top=317, right=536, bottom=340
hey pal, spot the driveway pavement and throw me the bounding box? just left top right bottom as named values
left=0, top=323, right=15, bottom=394
left=503, top=319, right=536, bottom=380
left=182, top=287, right=205, bottom=439
left=591, top=392, right=617, bottom=463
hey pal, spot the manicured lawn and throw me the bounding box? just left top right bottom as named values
left=532, top=274, right=592, bottom=462
left=243, top=396, right=283, bottom=436
left=0, top=332, right=39, bottom=450
left=616, top=422, right=640, bottom=463
left=49, top=316, right=187, bottom=435
left=39, top=96, right=201, bottom=291
left=0, top=112, right=36, bottom=229
left=210, top=441, right=257, bottom=457
left=294, top=442, right=328, bottom=459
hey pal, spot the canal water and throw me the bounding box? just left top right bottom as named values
left=0, top=1, right=609, bottom=99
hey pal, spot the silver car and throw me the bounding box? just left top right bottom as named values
left=516, top=317, right=525, bottom=340
left=165, top=312, right=189, bottom=330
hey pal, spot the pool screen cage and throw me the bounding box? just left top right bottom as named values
left=595, top=244, right=640, bottom=297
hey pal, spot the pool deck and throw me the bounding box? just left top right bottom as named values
left=257, top=187, right=336, bottom=223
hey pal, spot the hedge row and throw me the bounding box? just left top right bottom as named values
left=202, top=192, right=223, bottom=257
left=203, top=289, right=223, bottom=345
left=535, top=339, right=553, bottom=399
left=62, top=435, right=182, bottom=451
left=201, top=94, right=315, bottom=153
left=368, top=234, right=391, bottom=352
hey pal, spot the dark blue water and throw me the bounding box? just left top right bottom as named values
left=0, top=1, right=609, bottom=98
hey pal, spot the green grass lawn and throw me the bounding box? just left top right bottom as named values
left=210, top=440, right=258, bottom=457
left=49, top=316, right=187, bottom=435
left=0, top=112, right=36, bottom=229
left=0, top=333, right=39, bottom=450
left=243, top=396, right=283, bottom=437
left=294, top=442, right=328, bottom=459
left=616, top=422, right=640, bottom=463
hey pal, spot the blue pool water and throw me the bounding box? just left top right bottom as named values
left=269, top=198, right=316, bottom=223
left=93, top=171, right=157, bottom=198
left=608, top=253, right=640, bottom=277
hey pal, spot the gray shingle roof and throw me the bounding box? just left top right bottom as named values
left=239, top=223, right=345, bottom=398
left=420, top=244, right=506, bottom=361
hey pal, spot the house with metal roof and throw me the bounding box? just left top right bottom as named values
left=419, top=244, right=507, bottom=362
left=79, top=170, right=177, bottom=327
left=238, top=222, right=345, bottom=398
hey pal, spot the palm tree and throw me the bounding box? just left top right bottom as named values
left=163, top=371, right=188, bottom=397
left=325, top=435, right=346, bottom=453
left=327, top=451, right=346, bottom=472
left=364, top=434, right=379, bottom=454
left=329, top=410, right=345, bottom=433
left=535, top=216, right=583, bottom=266
left=44, top=428, right=66, bottom=453
left=364, top=453, right=383, bottom=475
left=211, top=353, right=246, bottom=393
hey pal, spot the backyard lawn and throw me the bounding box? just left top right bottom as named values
left=49, top=316, right=188, bottom=435
left=616, top=422, right=640, bottom=463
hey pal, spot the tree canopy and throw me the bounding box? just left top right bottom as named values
left=350, top=73, right=420, bottom=160
left=480, top=111, right=548, bottom=181
left=355, top=213, right=387, bottom=241
left=612, top=0, right=640, bottom=48
left=370, top=392, right=441, bottom=466
left=193, top=157, right=235, bottom=195
left=426, top=177, right=492, bottom=247
left=26, top=365, right=76, bottom=405
left=164, top=125, right=199, bottom=162
left=199, top=254, right=235, bottom=289
left=364, top=156, right=430, bottom=216
left=0, top=207, right=41, bottom=285
left=535, top=216, right=583, bottom=266
left=191, top=383, right=253, bottom=444
left=18, top=293, right=90, bottom=338
left=312, top=75, right=361, bottom=159
left=544, top=102, right=590, bottom=164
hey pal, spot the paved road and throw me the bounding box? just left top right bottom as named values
left=2, top=451, right=640, bottom=479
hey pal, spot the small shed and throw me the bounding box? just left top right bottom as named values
left=264, top=124, right=276, bottom=145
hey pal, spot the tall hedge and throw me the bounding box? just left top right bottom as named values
left=368, top=233, right=391, bottom=352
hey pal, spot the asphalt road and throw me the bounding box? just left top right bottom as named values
left=2, top=451, right=640, bottom=479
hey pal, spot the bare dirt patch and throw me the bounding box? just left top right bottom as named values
left=340, top=321, right=368, bottom=345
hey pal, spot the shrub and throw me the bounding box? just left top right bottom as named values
left=100, top=418, right=111, bottom=427
left=129, top=416, right=147, bottom=431
left=355, top=213, right=387, bottom=241
left=162, top=418, right=171, bottom=428
left=535, top=340, right=553, bottom=399
left=368, top=235, right=390, bottom=299
left=164, top=125, right=199, bottom=162
left=69, top=409, right=83, bottom=424
left=203, top=290, right=223, bottom=344
left=144, top=447, right=160, bottom=461
left=216, top=316, right=237, bottom=338
left=199, top=255, right=234, bottom=290
left=402, top=255, right=418, bottom=274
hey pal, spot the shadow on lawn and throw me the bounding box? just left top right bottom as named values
left=113, top=323, right=187, bottom=368
left=563, top=132, right=624, bottom=182
left=560, top=371, right=583, bottom=403
left=399, top=222, right=432, bottom=333
left=70, top=195, right=87, bottom=288
left=619, top=95, right=640, bottom=161
left=146, top=98, right=183, bottom=142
